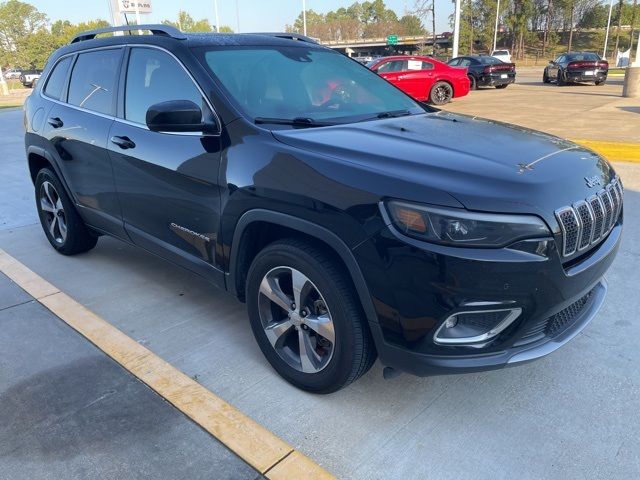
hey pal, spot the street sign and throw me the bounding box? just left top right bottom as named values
left=386, top=34, right=398, bottom=45
left=116, top=0, right=152, bottom=14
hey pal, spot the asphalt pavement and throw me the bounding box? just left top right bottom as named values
left=1, top=105, right=639, bottom=479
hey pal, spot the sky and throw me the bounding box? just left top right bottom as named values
left=30, top=0, right=456, bottom=35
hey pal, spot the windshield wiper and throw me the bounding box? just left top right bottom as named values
left=254, top=117, right=334, bottom=127
left=375, top=109, right=413, bottom=119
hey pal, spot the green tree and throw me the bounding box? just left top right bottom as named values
left=0, top=0, right=48, bottom=66
left=162, top=11, right=213, bottom=33
left=217, top=25, right=234, bottom=33
left=399, top=14, right=424, bottom=36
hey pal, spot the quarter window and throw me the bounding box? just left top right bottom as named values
left=44, top=56, right=72, bottom=100
left=125, top=48, right=203, bottom=125
left=68, top=49, right=121, bottom=115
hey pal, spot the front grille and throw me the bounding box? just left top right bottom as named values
left=517, top=288, right=595, bottom=345
left=555, top=177, right=623, bottom=257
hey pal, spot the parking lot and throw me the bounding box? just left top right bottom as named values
left=2, top=71, right=640, bottom=479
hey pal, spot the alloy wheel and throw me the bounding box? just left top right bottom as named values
left=39, top=181, right=67, bottom=244
left=257, top=266, right=335, bottom=374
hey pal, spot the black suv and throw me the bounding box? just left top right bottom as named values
left=24, top=25, right=623, bottom=393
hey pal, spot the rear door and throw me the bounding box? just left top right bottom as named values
left=107, top=46, right=224, bottom=286
left=401, top=59, right=436, bottom=100
left=42, top=48, right=126, bottom=237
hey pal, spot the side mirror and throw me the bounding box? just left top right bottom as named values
left=548, top=60, right=555, bottom=64
left=146, top=100, right=216, bottom=134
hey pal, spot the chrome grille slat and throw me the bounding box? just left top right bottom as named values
left=555, top=177, right=623, bottom=258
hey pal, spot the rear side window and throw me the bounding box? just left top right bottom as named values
left=124, top=47, right=203, bottom=125
left=68, top=49, right=122, bottom=115
left=44, top=57, right=72, bottom=100
left=377, top=60, right=407, bottom=73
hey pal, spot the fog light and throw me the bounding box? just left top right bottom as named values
left=434, top=308, right=522, bottom=345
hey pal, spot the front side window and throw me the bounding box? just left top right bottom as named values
left=195, top=46, right=422, bottom=124
left=68, top=49, right=121, bottom=115
left=44, top=56, right=72, bottom=100
left=124, top=48, right=203, bottom=125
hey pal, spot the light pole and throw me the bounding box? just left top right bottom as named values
left=134, top=0, right=142, bottom=34
left=452, top=0, right=461, bottom=58
left=492, top=0, right=500, bottom=52
left=236, top=0, right=240, bottom=32
left=303, top=0, right=307, bottom=36
left=214, top=0, right=220, bottom=32
left=603, top=0, right=614, bottom=59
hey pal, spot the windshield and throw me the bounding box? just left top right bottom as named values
left=493, top=50, right=509, bottom=55
left=194, top=46, right=423, bottom=124
left=478, top=56, right=504, bottom=65
left=567, top=53, right=600, bottom=61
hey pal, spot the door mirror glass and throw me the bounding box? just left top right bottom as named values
left=146, top=100, right=209, bottom=133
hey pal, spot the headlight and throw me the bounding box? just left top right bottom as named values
left=385, top=200, right=550, bottom=247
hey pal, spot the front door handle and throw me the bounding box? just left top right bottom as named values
left=110, top=136, right=136, bottom=150
left=47, top=117, right=63, bottom=128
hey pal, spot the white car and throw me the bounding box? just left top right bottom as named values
left=491, top=50, right=511, bottom=63
left=4, top=69, right=22, bottom=79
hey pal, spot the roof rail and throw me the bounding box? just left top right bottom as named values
left=70, top=24, right=186, bottom=44
left=251, top=32, right=319, bottom=44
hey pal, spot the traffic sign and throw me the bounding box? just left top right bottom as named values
left=386, top=35, right=398, bottom=45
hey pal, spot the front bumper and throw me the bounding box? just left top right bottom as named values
left=355, top=217, right=621, bottom=377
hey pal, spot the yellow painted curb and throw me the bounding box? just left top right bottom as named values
left=572, top=140, right=640, bottom=163
left=0, top=249, right=335, bottom=480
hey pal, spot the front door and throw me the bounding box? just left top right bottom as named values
left=107, top=46, right=224, bottom=285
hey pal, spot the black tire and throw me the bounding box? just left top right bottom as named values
left=429, top=81, right=453, bottom=105
left=246, top=239, right=376, bottom=393
left=495, top=84, right=509, bottom=89
left=35, top=168, right=98, bottom=255
left=467, top=74, right=476, bottom=90
left=557, top=70, right=566, bottom=86
left=543, top=70, right=551, bottom=83
left=595, top=79, right=605, bottom=86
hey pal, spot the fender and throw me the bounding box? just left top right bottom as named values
left=227, top=209, right=379, bottom=326
left=26, top=145, right=77, bottom=204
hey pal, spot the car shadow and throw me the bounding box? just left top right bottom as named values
left=618, top=106, right=640, bottom=114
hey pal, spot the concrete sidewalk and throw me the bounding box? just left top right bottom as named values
left=0, top=272, right=260, bottom=480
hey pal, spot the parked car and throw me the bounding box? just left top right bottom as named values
left=543, top=52, right=608, bottom=86
left=25, top=25, right=623, bottom=393
left=367, top=55, right=470, bottom=105
left=491, top=49, right=511, bottom=63
left=19, top=69, right=42, bottom=87
left=4, top=68, right=22, bottom=79
left=448, top=55, right=516, bottom=89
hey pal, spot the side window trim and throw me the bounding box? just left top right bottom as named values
left=116, top=44, right=221, bottom=136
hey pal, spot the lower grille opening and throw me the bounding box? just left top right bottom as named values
left=515, top=288, right=596, bottom=346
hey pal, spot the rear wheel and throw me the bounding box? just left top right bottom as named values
left=557, top=70, right=566, bottom=86
left=543, top=70, right=551, bottom=83
left=429, top=81, right=453, bottom=105
left=467, top=74, right=476, bottom=90
left=595, top=79, right=605, bottom=86
left=35, top=168, right=98, bottom=255
left=495, top=84, right=508, bottom=89
left=246, top=239, right=376, bottom=393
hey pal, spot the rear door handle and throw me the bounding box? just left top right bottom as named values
left=47, top=117, right=63, bottom=128
left=110, top=136, right=136, bottom=150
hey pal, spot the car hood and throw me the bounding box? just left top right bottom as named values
left=272, top=111, right=616, bottom=226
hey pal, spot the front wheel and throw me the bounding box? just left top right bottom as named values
left=429, top=81, right=453, bottom=105
left=35, top=168, right=98, bottom=255
left=246, top=239, right=376, bottom=393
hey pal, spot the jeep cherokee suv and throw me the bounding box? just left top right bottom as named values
left=24, top=25, right=623, bottom=393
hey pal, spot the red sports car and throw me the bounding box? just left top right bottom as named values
left=367, top=55, right=470, bottom=105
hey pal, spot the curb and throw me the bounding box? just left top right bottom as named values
left=572, top=140, right=640, bottom=163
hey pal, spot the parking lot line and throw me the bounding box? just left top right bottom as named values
left=572, top=140, right=640, bottom=163
left=0, top=249, right=335, bottom=480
